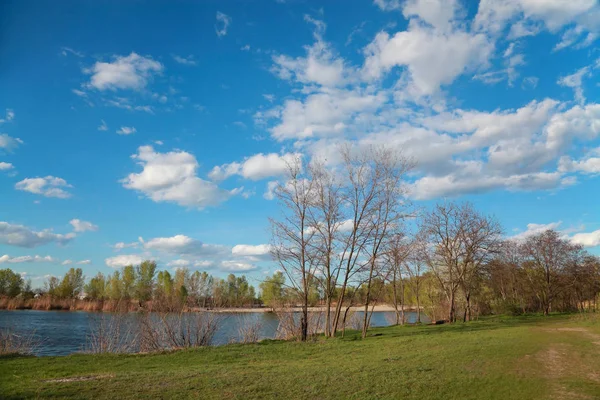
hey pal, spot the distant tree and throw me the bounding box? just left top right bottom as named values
left=84, top=272, right=106, bottom=300
left=0, top=268, right=24, bottom=297
left=136, top=261, right=157, bottom=302
left=260, top=271, right=286, bottom=310
left=57, top=268, right=85, bottom=298
left=122, top=265, right=136, bottom=300
left=520, top=230, right=582, bottom=315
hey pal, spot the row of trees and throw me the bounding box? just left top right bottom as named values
left=269, top=146, right=600, bottom=340
left=1, top=262, right=259, bottom=309
left=84, top=263, right=258, bottom=309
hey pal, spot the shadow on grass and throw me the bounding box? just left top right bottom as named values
left=338, top=313, right=576, bottom=341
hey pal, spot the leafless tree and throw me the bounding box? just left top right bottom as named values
left=306, top=161, right=344, bottom=337
left=419, top=202, right=502, bottom=322
left=270, top=157, right=318, bottom=341
left=519, top=230, right=583, bottom=315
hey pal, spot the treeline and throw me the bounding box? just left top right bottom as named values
left=0, top=262, right=259, bottom=310
left=269, top=146, right=600, bottom=341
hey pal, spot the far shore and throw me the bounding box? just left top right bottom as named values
left=0, top=302, right=420, bottom=313
left=191, top=305, right=420, bottom=313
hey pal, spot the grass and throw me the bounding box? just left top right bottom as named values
left=1, top=313, right=599, bottom=399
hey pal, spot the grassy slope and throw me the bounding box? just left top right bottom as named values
left=1, top=314, right=599, bottom=400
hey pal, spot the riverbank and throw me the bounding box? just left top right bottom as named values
left=0, top=297, right=418, bottom=313
left=2, top=313, right=599, bottom=399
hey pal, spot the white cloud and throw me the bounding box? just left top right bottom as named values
left=271, top=16, right=352, bottom=88
left=61, top=47, right=84, bottom=57
left=362, top=13, right=493, bottom=97
left=69, top=219, right=98, bottom=232
left=167, top=259, right=191, bottom=268
left=558, top=66, right=592, bottom=104
left=0, top=162, right=14, bottom=171
left=0, top=221, right=75, bottom=248
left=231, top=244, right=271, bottom=257
left=143, top=234, right=227, bottom=256
left=209, top=152, right=301, bottom=181
left=267, top=88, right=387, bottom=140
left=511, top=221, right=563, bottom=240
left=105, top=254, right=144, bottom=268
left=0, top=134, right=23, bottom=151
left=0, top=109, right=15, bottom=124
left=571, top=229, right=600, bottom=247
left=220, top=260, right=257, bottom=272
left=113, top=241, right=140, bottom=251
left=85, top=52, right=163, bottom=91
left=215, top=12, right=231, bottom=37
left=15, top=176, right=73, bottom=199
left=172, top=54, right=197, bottom=66
left=474, top=0, right=599, bottom=49
left=122, top=146, right=236, bottom=208
left=116, top=126, right=136, bottom=135
left=62, top=260, right=73, bottom=265
left=0, top=255, right=57, bottom=264
left=77, top=259, right=92, bottom=265
left=559, top=148, right=600, bottom=175
left=401, top=0, right=460, bottom=32
left=98, top=120, right=108, bottom=131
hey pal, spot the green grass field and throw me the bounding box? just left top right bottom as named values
left=1, top=314, right=599, bottom=399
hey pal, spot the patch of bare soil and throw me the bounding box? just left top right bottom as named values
left=536, top=327, right=600, bottom=399
left=43, top=374, right=115, bottom=383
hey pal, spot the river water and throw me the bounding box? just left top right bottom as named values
left=0, top=310, right=426, bottom=356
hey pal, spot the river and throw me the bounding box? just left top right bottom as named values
left=0, top=310, right=427, bottom=356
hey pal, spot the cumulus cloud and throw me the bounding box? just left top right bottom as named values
left=85, top=52, right=163, bottom=91
left=231, top=244, right=271, bottom=257
left=215, top=12, right=231, bottom=37
left=474, top=0, right=599, bottom=49
left=0, top=255, right=57, bottom=264
left=69, top=219, right=98, bottom=232
left=77, top=259, right=92, bottom=265
left=571, top=229, right=600, bottom=247
left=143, top=234, right=227, bottom=257
left=0, top=221, right=75, bottom=248
left=209, top=153, right=301, bottom=181
left=116, top=126, right=136, bottom=135
left=105, top=254, right=144, bottom=268
left=15, top=176, right=73, bottom=199
left=365, top=0, right=495, bottom=99
left=0, top=162, right=14, bottom=171
left=121, top=146, right=236, bottom=208
left=0, top=134, right=23, bottom=151
left=220, top=260, right=257, bottom=272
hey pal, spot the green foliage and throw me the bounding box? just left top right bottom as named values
left=0, top=269, right=24, bottom=297
left=84, top=273, right=106, bottom=300
left=259, top=271, right=286, bottom=308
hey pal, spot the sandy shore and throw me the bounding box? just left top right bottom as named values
left=197, top=305, right=419, bottom=313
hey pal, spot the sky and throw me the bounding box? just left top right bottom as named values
left=1, top=0, right=600, bottom=288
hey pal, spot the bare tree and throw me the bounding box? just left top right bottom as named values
left=270, top=157, right=318, bottom=341
left=405, top=234, right=427, bottom=323
left=383, top=233, right=411, bottom=325
left=519, top=230, right=583, bottom=315
left=306, top=161, right=344, bottom=338
left=419, top=202, right=502, bottom=322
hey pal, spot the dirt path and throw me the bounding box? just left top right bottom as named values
left=536, top=326, right=600, bottom=399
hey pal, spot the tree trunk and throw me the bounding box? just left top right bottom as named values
left=362, top=261, right=375, bottom=338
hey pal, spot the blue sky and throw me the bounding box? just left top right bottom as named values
left=1, top=0, right=600, bottom=287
